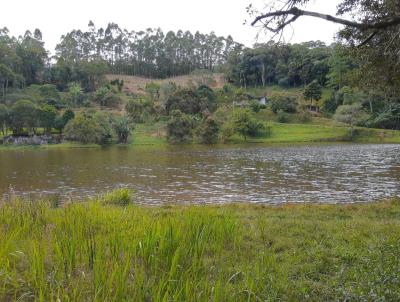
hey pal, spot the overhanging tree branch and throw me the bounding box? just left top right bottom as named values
left=252, top=7, right=400, bottom=31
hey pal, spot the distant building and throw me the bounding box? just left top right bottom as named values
left=259, top=97, right=267, bottom=105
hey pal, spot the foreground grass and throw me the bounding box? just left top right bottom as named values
left=1, top=193, right=399, bottom=301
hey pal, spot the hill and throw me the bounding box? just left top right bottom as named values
left=106, top=73, right=226, bottom=94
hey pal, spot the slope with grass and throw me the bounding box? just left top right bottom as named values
left=0, top=191, right=399, bottom=301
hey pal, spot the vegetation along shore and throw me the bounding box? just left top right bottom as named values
left=0, top=190, right=399, bottom=301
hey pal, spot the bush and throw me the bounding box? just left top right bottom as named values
left=39, top=84, right=61, bottom=100
left=64, top=111, right=112, bottom=144
left=54, top=109, right=75, bottom=133
left=64, top=83, right=88, bottom=107
left=110, top=79, right=124, bottom=92
left=145, top=82, right=161, bottom=100
left=197, top=116, right=220, bottom=144
left=222, top=109, right=265, bottom=141
left=277, top=110, right=290, bottom=123
left=297, top=111, right=312, bottom=123
left=165, top=86, right=216, bottom=115
left=334, top=103, right=368, bottom=138
left=126, top=97, right=154, bottom=123
left=94, top=85, right=121, bottom=107
left=167, top=110, right=193, bottom=144
left=101, top=188, right=133, bottom=206
left=270, top=93, right=297, bottom=113
left=250, top=100, right=263, bottom=113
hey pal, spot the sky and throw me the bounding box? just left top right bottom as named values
left=2, top=0, right=342, bottom=53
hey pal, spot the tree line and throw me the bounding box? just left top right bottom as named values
left=55, top=22, right=243, bottom=79
left=226, top=40, right=332, bottom=88
left=0, top=28, right=47, bottom=95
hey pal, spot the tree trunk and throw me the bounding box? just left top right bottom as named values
left=261, top=63, right=266, bottom=87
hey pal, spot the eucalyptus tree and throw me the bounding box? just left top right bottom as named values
left=55, top=22, right=242, bottom=79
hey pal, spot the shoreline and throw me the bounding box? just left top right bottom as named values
left=1, top=122, right=400, bottom=151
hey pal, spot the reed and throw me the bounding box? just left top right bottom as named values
left=0, top=194, right=399, bottom=301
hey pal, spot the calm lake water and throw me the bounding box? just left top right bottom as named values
left=0, top=143, right=399, bottom=204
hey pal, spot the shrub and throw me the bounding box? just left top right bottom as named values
left=64, top=83, right=88, bottom=107
left=277, top=110, right=290, bottom=123
left=126, top=97, right=154, bottom=123
left=220, top=121, right=235, bottom=142
left=270, top=93, right=297, bottom=113
left=101, top=188, right=133, bottom=206
left=167, top=110, right=193, bottom=144
left=197, top=116, right=220, bottom=144
left=145, top=82, right=161, bottom=100
left=64, top=111, right=112, bottom=144
left=110, top=79, right=124, bottom=92
left=159, top=82, right=177, bottom=103
left=334, top=103, right=367, bottom=138
left=94, top=85, right=121, bottom=107
left=39, top=84, right=60, bottom=100
left=165, top=86, right=216, bottom=115
left=297, top=111, right=312, bottom=123
left=222, top=109, right=265, bottom=141
left=54, top=109, right=75, bottom=133
left=250, top=100, right=263, bottom=113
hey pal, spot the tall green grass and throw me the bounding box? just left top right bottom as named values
left=0, top=194, right=399, bottom=301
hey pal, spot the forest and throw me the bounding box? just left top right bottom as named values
left=1, top=20, right=399, bottom=147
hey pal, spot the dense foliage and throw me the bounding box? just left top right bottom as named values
left=0, top=28, right=47, bottom=93
left=227, top=41, right=331, bottom=88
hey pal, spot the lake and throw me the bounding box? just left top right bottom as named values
left=0, top=143, right=399, bottom=204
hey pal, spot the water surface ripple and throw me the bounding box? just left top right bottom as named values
left=0, top=143, right=399, bottom=204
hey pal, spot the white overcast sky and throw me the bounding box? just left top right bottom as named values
left=2, top=0, right=341, bottom=53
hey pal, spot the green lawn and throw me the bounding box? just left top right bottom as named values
left=223, top=122, right=400, bottom=144
left=1, top=192, right=399, bottom=301
left=2, top=118, right=400, bottom=151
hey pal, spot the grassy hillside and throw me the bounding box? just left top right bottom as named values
left=1, top=192, right=399, bottom=301
left=106, top=73, right=226, bottom=95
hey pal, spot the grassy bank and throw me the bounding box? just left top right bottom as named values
left=1, top=193, right=399, bottom=301
left=130, top=122, right=400, bottom=145
left=1, top=122, right=400, bottom=151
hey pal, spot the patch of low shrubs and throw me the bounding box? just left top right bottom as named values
left=270, top=93, right=297, bottom=113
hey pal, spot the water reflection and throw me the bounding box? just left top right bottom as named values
left=0, top=144, right=399, bottom=204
